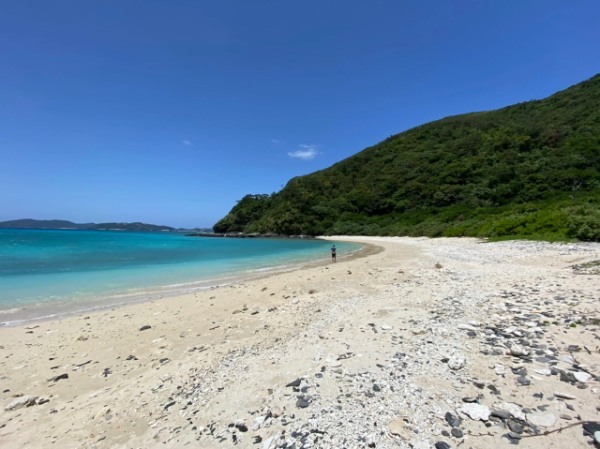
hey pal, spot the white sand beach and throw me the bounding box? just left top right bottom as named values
left=1, top=237, right=599, bottom=449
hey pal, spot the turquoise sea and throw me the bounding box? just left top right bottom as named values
left=0, top=229, right=360, bottom=325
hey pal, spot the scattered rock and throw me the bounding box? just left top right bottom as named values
left=295, top=397, right=310, bottom=408
left=448, top=355, right=466, bottom=371
left=493, top=402, right=526, bottom=421
left=460, top=403, right=491, bottom=421
left=48, top=373, right=69, bottom=382
left=450, top=427, right=464, bottom=438
left=573, top=371, right=592, bottom=383
left=234, top=419, right=248, bottom=432
left=509, top=345, right=530, bottom=357
left=527, top=412, right=556, bottom=428
left=554, top=392, right=576, bottom=400
left=444, top=412, right=462, bottom=428
left=139, top=325, right=151, bottom=331
left=286, top=378, right=302, bottom=388
left=5, top=396, right=37, bottom=411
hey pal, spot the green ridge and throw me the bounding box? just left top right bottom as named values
left=215, top=75, right=600, bottom=241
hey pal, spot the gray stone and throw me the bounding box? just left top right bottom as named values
left=493, top=402, right=526, bottom=421
left=491, top=409, right=511, bottom=420
left=445, top=411, right=462, bottom=428
left=507, top=419, right=524, bottom=434
left=451, top=427, right=464, bottom=438
left=286, top=378, right=302, bottom=388
left=517, top=376, right=531, bottom=386
left=296, top=397, right=310, bottom=408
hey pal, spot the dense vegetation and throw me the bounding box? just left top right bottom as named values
left=215, top=75, right=600, bottom=241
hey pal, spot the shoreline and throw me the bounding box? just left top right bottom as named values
left=1, top=237, right=599, bottom=449
left=0, top=239, right=378, bottom=328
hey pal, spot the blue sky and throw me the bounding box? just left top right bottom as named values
left=1, top=1, right=599, bottom=228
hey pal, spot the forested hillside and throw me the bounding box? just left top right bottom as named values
left=215, top=75, right=600, bottom=241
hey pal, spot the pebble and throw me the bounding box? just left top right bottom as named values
left=507, top=419, right=524, bottom=434
left=4, top=396, right=37, bottom=411
left=460, top=403, right=491, bottom=421
left=507, top=431, right=522, bottom=441
left=444, top=412, right=462, bottom=428
left=573, top=371, right=592, bottom=383
left=493, top=402, right=525, bottom=421
left=527, top=412, right=556, bottom=428
left=554, top=392, right=576, bottom=400
left=448, top=355, right=466, bottom=371
left=509, top=345, right=529, bottom=357
left=286, top=378, right=302, bottom=388
left=49, top=373, right=69, bottom=382
left=493, top=364, right=506, bottom=375
left=451, top=427, right=464, bottom=438
left=295, top=397, right=310, bottom=408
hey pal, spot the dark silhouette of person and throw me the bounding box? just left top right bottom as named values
left=331, top=244, right=337, bottom=262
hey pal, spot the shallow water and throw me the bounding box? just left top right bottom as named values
left=0, top=229, right=360, bottom=323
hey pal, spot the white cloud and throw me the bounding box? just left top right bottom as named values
left=288, top=146, right=318, bottom=160
left=271, top=139, right=281, bottom=144
left=182, top=140, right=192, bottom=146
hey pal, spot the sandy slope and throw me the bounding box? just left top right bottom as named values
left=1, top=237, right=599, bottom=449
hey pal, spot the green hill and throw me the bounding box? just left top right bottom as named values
left=215, top=75, right=600, bottom=241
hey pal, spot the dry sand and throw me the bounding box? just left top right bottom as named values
left=1, top=237, right=599, bottom=449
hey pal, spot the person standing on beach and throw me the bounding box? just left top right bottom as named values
left=331, top=244, right=337, bottom=262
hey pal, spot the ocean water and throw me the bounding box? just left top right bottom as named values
left=0, top=229, right=360, bottom=324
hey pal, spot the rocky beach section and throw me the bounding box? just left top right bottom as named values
left=1, top=237, right=599, bottom=449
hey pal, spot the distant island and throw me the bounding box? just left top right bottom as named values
left=0, top=219, right=177, bottom=233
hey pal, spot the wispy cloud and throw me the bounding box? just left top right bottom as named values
left=271, top=138, right=281, bottom=144
left=182, top=140, right=192, bottom=146
left=288, top=145, right=318, bottom=160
